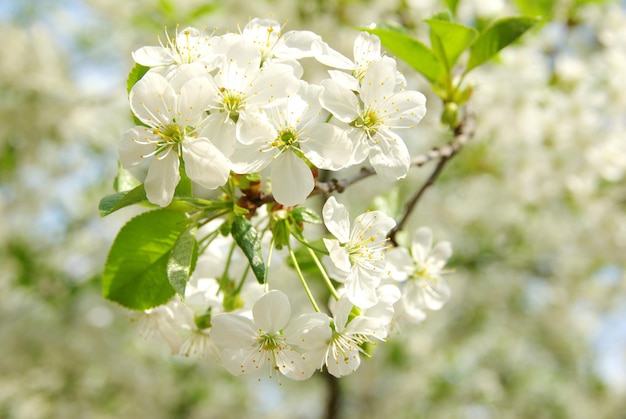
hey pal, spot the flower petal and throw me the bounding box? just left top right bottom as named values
left=271, top=152, right=314, bottom=206
left=324, top=238, right=351, bottom=274
left=319, top=79, right=360, bottom=123
left=322, top=196, right=351, bottom=243
left=368, top=129, right=411, bottom=181
left=119, top=127, right=157, bottom=168
left=211, top=313, right=258, bottom=349
left=411, top=227, right=433, bottom=264
left=144, top=149, right=180, bottom=207
left=182, top=138, right=230, bottom=190
left=302, top=123, right=352, bottom=170
left=252, top=290, right=291, bottom=333
left=130, top=72, right=176, bottom=126
left=132, top=46, right=173, bottom=67
left=360, top=56, right=397, bottom=105
left=345, top=266, right=379, bottom=309
left=176, top=77, right=215, bottom=125
left=385, top=247, right=413, bottom=282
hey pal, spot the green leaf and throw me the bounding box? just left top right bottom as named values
left=99, top=184, right=148, bottom=217
left=466, top=16, right=539, bottom=72
left=291, top=207, right=322, bottom=224
left=443, top=0, right=460, bottom=15
left=167, top=225, right=198, bottom=296
left=426, top=19, right=478, bottom=70
left=114, top=165, right=141, bottom=193
left=102, top=210, right=189, bottom=310
left=231, top=216, right=266, bottom=284
left=127, top=63, right=150, bottom=94
left=363, top=27, right=443, bottom=83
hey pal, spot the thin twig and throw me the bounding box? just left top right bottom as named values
left=388, top=112, right=476, bottom=245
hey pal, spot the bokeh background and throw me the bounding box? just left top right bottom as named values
left=1, top=0, right=625, bottom=418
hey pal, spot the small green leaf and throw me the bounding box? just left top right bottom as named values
left=443, top=0, right=460, bottom=15
left=363, top=27, right=443, bottom=83
left=114, top=165, right=141, bottom=193
left=291, top=207, right=322, bottom=224
left=167, top=225, right=198, bottom=296
left=127, top=63, right=150, bottom=94
left=102, top=210, right=189, bottom=310
left=231, top=216, right=266, bottom=284
left=99, top=184, right=148, bottom=217
left=466, top=16, right=539, bottom=72
left=426, top=19, right=478, bottom=70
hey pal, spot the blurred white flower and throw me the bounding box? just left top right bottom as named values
left=387, top=227, right=452, bottom=323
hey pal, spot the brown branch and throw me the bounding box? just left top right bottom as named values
left=387, top=111, right=476, bottom=245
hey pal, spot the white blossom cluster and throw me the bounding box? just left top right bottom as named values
left=124, top=18, right=449, bottom=381
left=120, top=18, right=426, bottom=207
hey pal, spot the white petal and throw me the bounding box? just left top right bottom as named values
left=130, top=72, right=176, bottom=126
left=422, top=279, right=451, bottom=310
left=284, top=313, right=332, bottom=350
left=431, top=241, right=453, bottom=265
left=271, top=152, right=314, bottom=206
left=311, top=39, right=355, bottom=70
left=345, top=266, right=379, bottom=309
left=301, top=123, right=352, bottom=170
left=132, top=46, right=173, bottom=67
left=231, top=143, right=274, bottom=173
left=319, top=79, right=360, bottom=123
left=385, top=247, right=413, bottom=282
left=119, top=127, right=157, bottom=168
left=324, top=238, right=351, bottom=274
left=211, top=313, right=258, bottom=349
left=369, top=130, right=411, bottom=181
left=236, top=110, right=276, bottom=145
left=275, top=30, right=321, bottom=59
left=411, top=227, right=433, bottom=263
left=322, top=196, right=351, bottom=243
left=275, top=347, right=314, bottom=380
left=353, top=32, right=381, bottom=65
left=326, top=344, right=361, bottom=378
left=360, top=57, right=397, bottom=105
left=380, top=90, right=427, bottom=128
left=352, top=210, right=396, bottom=240
left=144, top=149, right=180, bottom=207
left=252, top=290, right=291, bottom=333
left=220, top=347, right=265, bottom=376
left=331, top=295, right=354, bottom=332
left=328, top=70, right=359, bottom=92
left=196, top=113, right=237, bottom=156
left=176, top=77, right=214, bottom=125
left=247, top=63, right=300, bottom=107
left=182, top=138, right=230, bottom=189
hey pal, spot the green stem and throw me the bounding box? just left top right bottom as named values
left=288, top=245, right=321, bottom=312
left=307, top=247, right=340, bottom=301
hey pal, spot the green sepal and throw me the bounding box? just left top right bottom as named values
left=291, top=207, right=322, bottom=225
left=466, top=16, right=539, bottom=72
left=99, top=184, right=148, bottom=217
left=127, top=63, right=150, bottom=94
left=362, top=27, right=443, bottom=83
left=231, top=215, right=266, bottom=284
left=102, top=210, right=190, bottom=310
left=167, top=224, right=198, bottom=296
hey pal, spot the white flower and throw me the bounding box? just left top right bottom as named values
left=202, top=39, right=301, bottom=147
left=240, top=18, right=322, bottom=64
left=231, top=82, right=352, bottom=205
left=322, top=196, right=396, bottom=308
left=119, top=72, right=233, bottom=206
left=132, top=26, right=220, bottom=77
left=211, top=290, right=331, bottom=381
left=386, top=227, right=452, bottom=323
left=320, top=56, right=426, bottom=180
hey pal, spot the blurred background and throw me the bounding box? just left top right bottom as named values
left=1, top=0, right=625, bottom=418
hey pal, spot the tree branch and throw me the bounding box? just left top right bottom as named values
left=388, top=111, right=476, bottom=245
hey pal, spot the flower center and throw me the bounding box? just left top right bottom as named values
left=354, top=109, right=379, bottom=139
left=271, top=128, right=299, bottom=150
left=220, top=88, right=245, bottom=121
left=259, top=331, right=284, bottom=351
